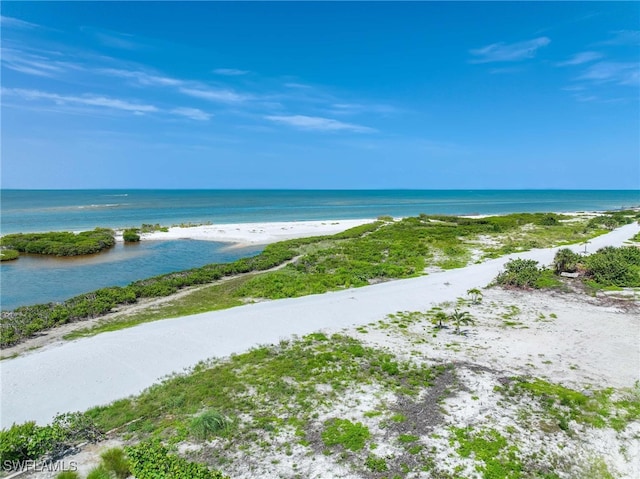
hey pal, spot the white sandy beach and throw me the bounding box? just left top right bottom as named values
left=136, top=219, right=376, bottom=245
left=1, top=222, right=638, bottom=429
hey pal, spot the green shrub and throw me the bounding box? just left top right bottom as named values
left=495, top=259, right=543, bottom=289
left=322, top=418, right=370, bottom=451
left=190, top=410, right=230, bottom=440
left=0, top=249, right=19, bottom=261
left=0, top=228, right=115, bottom=256
left=125, top=440, right=228, bottom=479
left=0, top=413, right=103, bottom=466
left=553, top=248, right=581, bottom=274
left=540, top=214, right=559, bottom=226
left=100, top=447, right=130, bottom=478
left=123, top=229, right=141, bottom=243
left=86, top=466, right=111, bottom=479
left=365, top=454, right=388, bottom=472
left=584, top=246, right=640, bottom=287
left=56, top=472, right=80, bottom=479
left=0, top=421, right=42, bottom=463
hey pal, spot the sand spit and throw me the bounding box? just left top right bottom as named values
left=136, top=219, right=376, bottom=245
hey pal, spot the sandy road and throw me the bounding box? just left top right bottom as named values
left=1, top=223, right=637, bottom=427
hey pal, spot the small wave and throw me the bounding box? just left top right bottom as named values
left=77, top=203, right=124, bottom=209
left=102, top=194, right=129, bottom=197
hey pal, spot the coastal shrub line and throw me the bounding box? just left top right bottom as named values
left=496, top=245, right=640, bottom=290
left=0, top=229, right=115, bottom=257
left=0, top=412, right=103, bottom=464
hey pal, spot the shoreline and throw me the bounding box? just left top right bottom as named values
left=129, top=218, right=377, bottom=245
left=124, top=209, right=624, bottom=245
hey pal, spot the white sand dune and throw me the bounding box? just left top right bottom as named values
left=1, top=222, right=638, bottom=428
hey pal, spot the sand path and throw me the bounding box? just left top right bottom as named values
left=1, top=223, right=638, bottom=427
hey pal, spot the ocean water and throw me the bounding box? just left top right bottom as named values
left=2, top=190, right=639, bottom=235
left=1, top=190, right=638, bottom=310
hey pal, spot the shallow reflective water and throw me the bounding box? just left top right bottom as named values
left=0, top=240, right=262, bottom=310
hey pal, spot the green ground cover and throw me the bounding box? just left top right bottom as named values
left=4, top=329, right=638, bottom=478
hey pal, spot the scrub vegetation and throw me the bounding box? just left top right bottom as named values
left=495, top=245, right=640, bottom=291
left=0, top=248, right=19, bottom=261
left=122, top=229, right=141, bottom=243
left=3, top=322, right=639, bottom=478
left=0, top=228, right=115, bottom=257
left=2, top=211, right=636, bottom=348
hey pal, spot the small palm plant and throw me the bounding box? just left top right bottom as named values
left=466, top=288, right=483, bottom=304
left=449, top=309, right=475, bottom=335
left=433, top=311, right=449, bottom=329
left=553, top=248, right=581, bottom=274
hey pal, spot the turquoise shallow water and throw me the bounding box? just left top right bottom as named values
left=1, top=190, right=638, bottom=310
left=3, top=190, right=638, bottom=234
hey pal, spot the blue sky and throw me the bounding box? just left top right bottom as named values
left=1, top=1, right=639, bottom=189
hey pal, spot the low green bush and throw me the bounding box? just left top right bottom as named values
left=0, top=249, right=19, bottom=261
left=123, top=229, right=140, bottom=243
left=495, top=259, right=543, bottom=289
left=100, top=447, right=130, bottom=479
left=86, top=466, right=111, bottom=479
left=0, top=413, right=103, bottom=466
left=322, top=418, right=370, bottom=451
left=584, top=246, right=640, bottom=287
left=56, top=472, right=80, bottom=479
left=190, top=410, right=230, bottom=440
left=125, top=441, right=228, bottom=479
left=553, top=248, right=581, bottom=273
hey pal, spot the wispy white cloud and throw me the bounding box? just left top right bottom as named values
left=326, top=102, right=399, bottom=117
left=213, top=68, right=249, bottom=76
left=490, top=66, right=525, bottom=75
left=573, top=93, right=598, bottom=103
left=89, top=28, right=143, bottom=50
left=579, top=61, right=639, bottom=86
left=598, top=30, right=640, bottom=46
left=284, top=82, right=313, bottom=89
left=3, top=87, right=215, bottom=121
left=1, top=47, right=77, bottom=78
left=3, top=88, right=159, bottom=114
left=100, top=68, right=183, bottom=87
left=171, top=107, right=212, bottom=121
left=556, top=51, right=603, bottom=67
left=0, top=15, right=40, bottom=29
left=264, top=115, right=375, bottom=133
left=470, top=37, right=550, bottom=63
left=562, top=85, right=587, bottom=92
left=179, top=87, right=248, bottom=103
